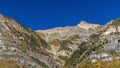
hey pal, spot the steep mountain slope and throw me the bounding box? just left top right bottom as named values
left=36, top=18, right=120, bottom=68
left=0, top=14, right=59, bottom=68
left=36, top=21, right=102, bottom=65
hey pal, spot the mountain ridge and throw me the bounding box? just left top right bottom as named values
left=36, top=18, right=120, bottom=68
left=0, top=14, right=60, bottom=68
left=1, top=13, right=120, bottom=68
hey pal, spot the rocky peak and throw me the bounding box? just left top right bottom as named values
left=77, top=21, right=89, bottom=25
left=102, top=18, right=120, bottom=35
left=77, top=21, right=101, bottom=30
left=106, top=20, right=114, bottom=25
left=106, top=18, right=120, bottom=26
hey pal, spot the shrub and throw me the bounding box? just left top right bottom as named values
left=58, top=55, right=68, bottom=61
left=30, top=56, right=49, bottom=68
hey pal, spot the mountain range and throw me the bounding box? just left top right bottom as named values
left=0, top=14, right=120, bottom=68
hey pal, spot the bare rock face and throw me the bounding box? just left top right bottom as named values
left=102, top=19, right=120, bottom=35
left=0, top=14, right=60, bottom=68
left=36, top=21, right=101, bottom=42
left=36, top=18, right=120, bottom=67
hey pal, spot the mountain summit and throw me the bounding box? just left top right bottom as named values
left=77, top=21, right=101, bottom=30
left=36, top=18, right=120, bottom=68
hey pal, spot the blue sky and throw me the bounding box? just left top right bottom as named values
left=0, top=0, right=120, bottom=30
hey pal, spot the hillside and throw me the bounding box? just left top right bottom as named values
left=1, top=13, right=120, bottom=68
left=0, top=14, right=60, bottom=68
left=36, top=18, right=120, bottom=68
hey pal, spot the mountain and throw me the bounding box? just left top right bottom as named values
left=36, top=18, right=120, bottom=68
left=1, top=13, right=120, bottom=68
left=0, top=14, right=60, bottom=68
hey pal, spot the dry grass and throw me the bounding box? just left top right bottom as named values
left=77, top=60, right=120, bottom=68
left=0, top=60, right=25, bottom=68
left=48, top=39, right=61, bottom=46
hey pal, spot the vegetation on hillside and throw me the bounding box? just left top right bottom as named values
left=77, top=60, right=120, bottom=68
left=58, top=40, right=73, bottom=52
left=48, top=39, right=61, bottom=46
left=30, top=56, right=49, bottom=68
left=65, top=34, right=103, bottom=67
left=0, top=60, right=26, bottom=68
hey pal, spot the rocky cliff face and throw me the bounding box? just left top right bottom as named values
left=0, top=14, right=60, bottom=68
left=36, top=18, right=120, bottom=68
